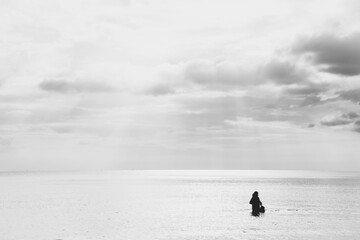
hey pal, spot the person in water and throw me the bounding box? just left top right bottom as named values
left=249, top=191, right=262, bottom=215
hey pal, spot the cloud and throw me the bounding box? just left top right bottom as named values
left=150, top=58, right=313, bottom=97
left=320, top=112, right=360, bottom=130
left=281, top=82, right=332, bottom=107
left=146, top=83, right=177, bottom=96
left=183, top=60, right=262, bottom=89
left=320, top=115, right=353, bottom=126
left=39, top=79, right=116, bottom=94
left=148, top=56, right=318, bottom=97
left=263, top=60, right=309, bottom=85
left=284, top=83, right=328, bottom=96
left=0, top=137, right=12, bottom=149
left=339, top=88, right=360, bottom=103
left=294, top=33, right=360, bottom=76
left=145, top=60, right=263, bottom=96
left=343, top=112, right=360, bottom=119
left=354, top=120, right=360, bottom=132
left=300, top=95, right=322, bottom=107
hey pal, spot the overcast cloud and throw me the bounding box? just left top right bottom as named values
left=0, top=0, right=360, bottom=171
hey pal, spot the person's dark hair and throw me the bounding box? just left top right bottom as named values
left=253, top=191, right=258, bottom=197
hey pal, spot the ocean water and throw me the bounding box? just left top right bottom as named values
left=0, top=170, right=359, bottom=240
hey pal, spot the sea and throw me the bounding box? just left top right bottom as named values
left=0, top=170, right=359, bottom=240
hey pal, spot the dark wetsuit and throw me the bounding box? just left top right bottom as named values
left=249, top=196, right=262, bottom=214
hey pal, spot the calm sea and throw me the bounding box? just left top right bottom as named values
left=0, top=170, right=359, bottom=240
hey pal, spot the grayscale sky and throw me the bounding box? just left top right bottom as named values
left=1, top=0, right=360, bottom=171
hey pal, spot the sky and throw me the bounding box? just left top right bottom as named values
left=1, top=0, right=360, bottom=171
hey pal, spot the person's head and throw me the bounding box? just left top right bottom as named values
left=253, top=191, right=258, bottom=197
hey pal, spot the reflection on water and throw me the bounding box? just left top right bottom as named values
left=0, top=170, right=359, bottom=240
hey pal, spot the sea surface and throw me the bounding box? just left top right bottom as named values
left=0, top=170, right=359, bottom=240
